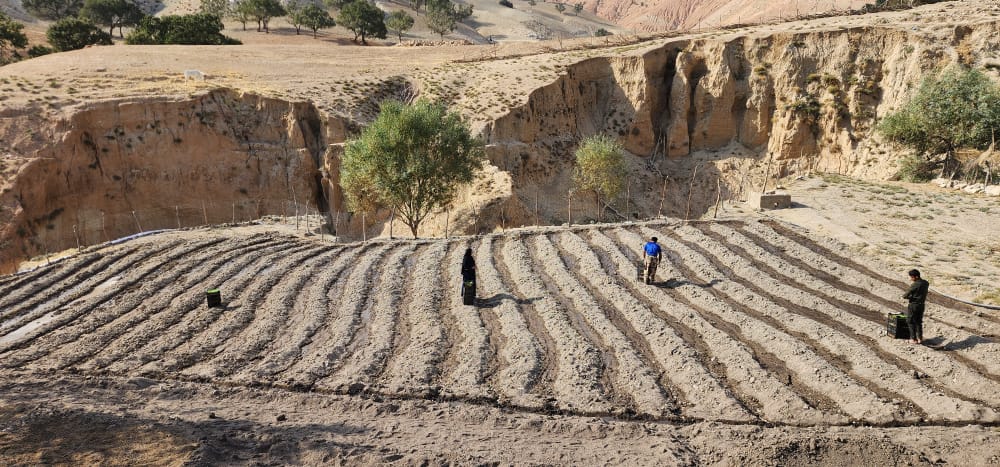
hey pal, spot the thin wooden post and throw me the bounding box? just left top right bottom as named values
left=567, top=191, right=572, bottom=226
left=361, top=212, right=367, bottom=242
left=232, top=202, right=236, bottom=224
left=713, top=177, right=723, bottom=218
left=295, top=201, right=300, bottom=230
left=445, top=208, right=450, bottom=239
left=73, top=224, right=81, bottom=250
left=175, top=206, right=181, bottom=229
left=658, top=178, right=667, bottom=218
left=625, top=178, right=630, bottom=220
left=761, top=152, right=774, bottom=193
left=534, top=190, right=539, bottom=225
left=202, top=201, right=208, bottom=225
left=101, top=211, right=108, bottom=243
left=389, top=208, right=395, bottom=239
left=685, top=163, right=701, bottom=221
left=132, top=210, right=142, bottom=233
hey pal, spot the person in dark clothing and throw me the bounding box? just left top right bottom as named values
left=461, top=247, right=476, bottom=305
left=902, top=268, right=929, bottom=344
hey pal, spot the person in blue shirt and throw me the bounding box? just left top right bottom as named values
left=642, top=237, right=662, bottom=285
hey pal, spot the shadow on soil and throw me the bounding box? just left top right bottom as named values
left=0, top=402, right=374, bottom=465
left=656, top=278, right=723, bottom=289
left=923, top=334, right=995, bottom=351
left=476, top=294, right=540, bottom=308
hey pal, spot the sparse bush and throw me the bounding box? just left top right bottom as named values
left=896, top=153, right=937, bottom=182
left=28, top=45, right=55, bottom=57
left=594, top=28, right=611, bottom=37
left=574, top=134, right=626, bottom=222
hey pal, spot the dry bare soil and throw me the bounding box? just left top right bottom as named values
left=1, top=217, right=999, bottom=465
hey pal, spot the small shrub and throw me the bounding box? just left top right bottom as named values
left=499, top=0, right=513, bottom=7
left=896, top=154, right=936, bottom=182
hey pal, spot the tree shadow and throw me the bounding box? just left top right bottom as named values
left=475, top=293, right=540, bottom=308
left=922, top=335, right=994, bottom=351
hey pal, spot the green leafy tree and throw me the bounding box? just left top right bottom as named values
left=198, top=0, right=229, bottom=18
left=341, top=99, right=485, bottom=238
left=385, top=10, right=413, bottom=42
left=241, top=0, right=285, bottom=32
left=324, top=0, right=351, bottom=9
left=292, top=4, right=335, bottom=37
left=23, top=0, right=83, bottom=20
left=47, top=17, right=113, bottom=50
left=408, top=0, right=424, bottom=11
left=594, top=27, right=610, bottom=36
left=573, top=134, right=626, bottom=221
left=80, top=0, right=144, bottom=38
left=879, top=67, right=1000, bottom=179
left=125, top=13, right=239, bottom=44
left=337, top=0, right=386, bottom=45
left=27, top=44, right=55, bottom=57
left=554, top=2, right=566, bottom=13
left=425, top=7, right=454, bottom=39
left=0, top=12, right=28, bottom=65
left=230, top=0, right=252, bottom=30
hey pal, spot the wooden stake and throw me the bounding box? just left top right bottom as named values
left=361, top=211, right=366, bottom=242
left=534, top=190, right=539, bottom=225
left=101, top=211, right=108, bottom=243
left=73, top=224, right=81, bottom=250
left=175, top=206, right=181, bottom=229
left=658, top=177, right=667, bottom=218
left=202, top=201, right=208, bottom=225
left=567, top=191, right=572, bottom=226
left=132, top=210, right=142, bottom=233
left=760, top=152, right=774, bottom=193
left=714, top=177, right=723, bottom=218
left=445, top=208, right=450, bottom=239
left=232, top=202, right=236, bottom=224
left=625, top=178, right=631, bottom=220
left=685, top=164, right=701, bottom=221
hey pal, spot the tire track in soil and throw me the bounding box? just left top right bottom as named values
left=708, top=223, right=1000, bottom=380
left=526, top=234, right=622, bottom=411
left=554, top=231, right=708, bottom=419
left=622, top=226, right=861, bottom=424
left=187, top=245, right=344, bottom=382
left=0, top=251, right=106, bottom=312
left=761, top=220, right=1000, bottom=326
left=178, top=244, right=337, bottom=380
left=693, top=223, right=997, bottom=423
left=382, top=241, right=448, bottom=396
left=598, top=228, right=825, bottom=425
left=103, top=240, right=306, bottom=375
left=236, top=244, right=369, bottom=387
left=540, top=232, right=670, bottom=417
left=693, top=223, right=1000, bottom=409
left=153, top=243, right=327, bottom=376
left=499, top=235, right=609, bottom=414
left=0, top=239, right=215, bottom=361
left=0, top=243, right=151, bottom=334
left=488, top=235, right=559, bottom=410
left=740, top=221, right=1000, bottom=338
left=275, top=243, right=394, bottom=390
left=312, top=243, right=418, bottom=393
left=434, top=239, right=493, bottom=401
left=26, top=236, right=280, bottom=371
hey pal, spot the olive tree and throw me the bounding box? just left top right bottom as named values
left=573, top=134, right=626, bottom=221
left=80, top=0, right=144, bottom=38
left=385, top=10, right=413, bottom=42
left=879, top=66, right=1000, bottom=179
left=47, top=17, right=112, bottom=50
left=0, top=12, right=28, bottom=64
left=288, top=3, right=335, bottom=37
left=341, top=99, right=485, bottom=238
left=23, top=0, right=83, bottom=20
left=337, top=0, right=385, bottom=44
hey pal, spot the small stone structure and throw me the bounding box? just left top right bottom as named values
left=748, top=191, right=792, bottom=210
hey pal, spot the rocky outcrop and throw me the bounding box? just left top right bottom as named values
left=0, top=89, right=330, bottom=273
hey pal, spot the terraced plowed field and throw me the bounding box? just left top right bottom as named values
left=2, top=219, right=998, bottom=427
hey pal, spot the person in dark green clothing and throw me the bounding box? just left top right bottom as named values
left=902, top=269, right=929, bottom=344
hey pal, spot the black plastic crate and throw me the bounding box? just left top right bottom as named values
left=887, top=313, right=909, bottom=339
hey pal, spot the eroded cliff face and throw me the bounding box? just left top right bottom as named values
left=0, top=89, right=331, bottom=273
left=483, top=19, right=1000, bottom=225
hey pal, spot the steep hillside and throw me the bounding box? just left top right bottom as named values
left=1, top=0, right=1000, bottom=273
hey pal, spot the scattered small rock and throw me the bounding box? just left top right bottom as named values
left=276, top=414, right=287, bottom=422
left=208, top=412, right=217, bottom=419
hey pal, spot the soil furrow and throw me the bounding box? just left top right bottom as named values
left=238, top=244, right=367, bottom=386
left=383, top=241, right=448, bottom=395
left=526, top=234, right=620, bottom=409
left=276, top=243, right=394, bottom=389
left=151, top=243, right=327, bottom=376
left=0, top=239, right=211, bottom=360
left=691, top=224, right=996, bottom=422
left=688, top=223, right=1000, bottom=408
left=313, top=243, right=417, bottom=393
left=709, top=223, right=1000, bottom=379
left=739, top=221, right=1000, bottom=336
left=760, top=220, right=994, bottom=320
left=0, top=243, right=152, bottom=332
left=184, top=246, right=343, bottom=382
left=0, top=251, right=106, bottom=312
left=599, top=228, right=831, bottom=425
left=555, top=230, right=730, bottom=419
left=488, top=236, right=559, bottom=408
left=472, top=235, right=543, bottom=408
left=499, top=236, right=609, bottom=414
left=101, top=241, right=304, bottom=375
left=431, top=240, right=489, bottom=398
left=642, top=224, right=902, bottom=423
left=28, top=236, right=279, bottom=371
left=538, top=232, right=670, bottom=417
